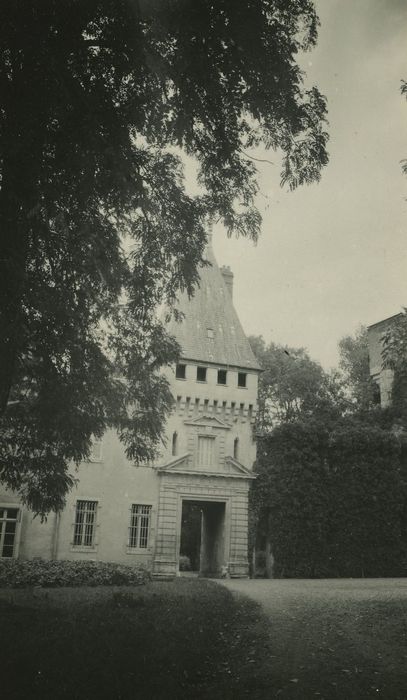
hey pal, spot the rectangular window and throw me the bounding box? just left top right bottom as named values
left=217, top=369, right=227, bottom=385
left=129, top=505, right=152, bottom=549
left=176, top=363, right=186, bottom=379
left=197, top=366, right=207, bottom=382
left=197, top=436, right=215, bottom=467
left=238, top=372, right=247, bottom=388
left=90, top=437, right=103, bottom=462
left=0, top=507, right=19, bottom=558
left=73, top=500, right=98, bottom=547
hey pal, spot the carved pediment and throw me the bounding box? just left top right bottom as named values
left=183, top=414, right=230, bottom=430
left=155, top=453, right=255, bottom=480
left=224, top=456, right=255, bottom=478
left=155, top=453, right=191, bottom=472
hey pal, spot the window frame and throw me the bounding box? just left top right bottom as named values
left=0, top=504, right=21, bottom=559
left=197, top=434, right=216, bottom=468
left=127, top=504, right=152, bottom=551
left=217, top=369, right=227, bottom=385
left=89, top=437, right=103, bottom=463
left=238, top=372, right=247, bottom=388
left=176, top=363, right=187, bottom=380
left=196, top=366, right=207, bottom=383
left=72, top=499, right=99, bottom=551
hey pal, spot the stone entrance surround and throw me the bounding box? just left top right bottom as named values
left=152, top=472, right=251, bottom=579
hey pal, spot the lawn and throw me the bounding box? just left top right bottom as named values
left=2, top=577, right=407, bottom=699
left=0, top=578, right=263, bottom=700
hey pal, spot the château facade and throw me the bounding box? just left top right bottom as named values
left=0, top=241, right=260, bottom=578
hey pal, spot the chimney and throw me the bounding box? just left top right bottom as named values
left=221, top=265, right=234, bottom=299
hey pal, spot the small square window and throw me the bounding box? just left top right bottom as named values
left=176, top=364, right=186, bottom=379
left=217, top=369, right=227, bottom=385
left=207, top=328, right=214, bottom=338
left=197, top=366, right=207, bottom=382
left=238, top=372, right=247, bottom=388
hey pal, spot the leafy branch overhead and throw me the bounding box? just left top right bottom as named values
left=0, top=1, right=329, bottom=514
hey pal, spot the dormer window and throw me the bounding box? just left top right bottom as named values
left=197, top=366, right=207, bottom=382
left=176, top=364, right=186, bottom=379
left=238, top=372, right=247, bottom=388
left=217, top=369, right=227, bottom=385
left=207, top=328, right=214, bottom=338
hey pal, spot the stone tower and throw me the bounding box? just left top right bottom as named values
left=152, top=240, right=261, bottom=578
left=0, top=239, right=260, bottom=575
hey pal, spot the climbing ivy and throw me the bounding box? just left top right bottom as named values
left=252, top=417, right=407, bottom=578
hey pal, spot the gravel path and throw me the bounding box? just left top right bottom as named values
left=218, top=578, right=407, bottom=699
left=219, top=577, right=407, bottom=608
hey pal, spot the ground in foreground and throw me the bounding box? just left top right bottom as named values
left=221, top=577, right=407, bottom=699
left=1, top=577, right=407, bottom=699
left=1, top=578, right=260, bottom=699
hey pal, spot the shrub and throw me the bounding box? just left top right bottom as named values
left=179, top=555, right=192, bottom=572
left=0, top=559, right=151, bottom=588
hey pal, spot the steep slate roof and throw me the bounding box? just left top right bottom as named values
left=166, top=241, right=261, bottom=371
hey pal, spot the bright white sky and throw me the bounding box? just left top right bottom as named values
left=211, top=0, right=407, bottom=370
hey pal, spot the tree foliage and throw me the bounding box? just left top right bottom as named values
left=249, top=335, right=343, bottom=431
left=0, top=1, right=329, bottom=514
left=250, top=328, right=407, bottom=578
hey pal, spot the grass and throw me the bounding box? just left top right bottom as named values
left=0, top=578, right=263, bottom=700
left=2, top=577, right=407, bottom=699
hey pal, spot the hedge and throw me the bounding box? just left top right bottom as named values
left=0, top=559, right=151, bottom=588
left=252, top=417, right=407, bottom=578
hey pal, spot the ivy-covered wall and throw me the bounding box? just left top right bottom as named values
left=251, top=418, right=407, bottom=578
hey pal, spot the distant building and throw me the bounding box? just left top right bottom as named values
left=0, top=240, right=260, bottom=578
left=367, top=313, right=402, bottom=408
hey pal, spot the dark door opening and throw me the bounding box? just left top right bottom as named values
left=179, top=500, right=226, bottom=577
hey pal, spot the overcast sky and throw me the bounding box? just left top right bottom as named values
left=212, top=0, right=407, bottom=370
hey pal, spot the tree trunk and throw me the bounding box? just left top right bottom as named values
left=0, top=155, right=37, bottom=416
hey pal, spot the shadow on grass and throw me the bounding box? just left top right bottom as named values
left=1, top=579, right=263, bottom=700
left=3, top=578, right=407, bottom=699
